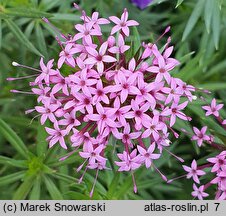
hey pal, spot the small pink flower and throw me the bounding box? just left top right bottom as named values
left=35, top=99, right=58, bottom=125
left=58, top=44, right=80, bottom=68
left=74, top=22, right=102, bottom=44
left=115, top=149, right=141, bottom=171
left=147, top=50, right=179, bottom=84
left=109, top=8, right=139, bottom=36
left=161, top=101, right=190, bottom=127
left=113, top=71, right=140, bottom=103
left=35, top=58, right=58, bottom=85
left=85, top=42, right=117, bottom=74
left=207, top=151, right=226, bottom=172
left=108, top=34, right=130, bottom=54
left=86, top=103, right=117, bottom=134
left=125, top=99, right=151, bottom=130
left=89, top=79, right=110, bottom=104
left=183, top=159, right=206, bottom=184
left=202, top=98, right=224, bottom=117
left=191, top=184, right=209, bottom=200
left=137, top=143, right=160, bottom=168
left=113, top=123, right=141, bottom=147
left=45, top=123, right=68, bottom=149
left=112, top=97, right=131, bottom=126
left=191, top=126, right=210, bottom=147
left=142, top=112, right=166, bottom=141
left=79, top=143, right=106, bottom=165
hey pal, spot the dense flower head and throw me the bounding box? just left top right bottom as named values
left=10, top=8, right=197, bottom=196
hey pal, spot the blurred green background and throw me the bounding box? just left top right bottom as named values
left=0, top=0, right=226, bottom=200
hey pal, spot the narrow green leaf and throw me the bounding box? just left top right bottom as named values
left=5, top=8, right=53, bottom=18
left=203, top=60, right=226, bottom=78
left=198, top=83, right=226, bottom=90
left=13, top=174, right=35, bottom=199
left=4, top=19, right=43, bottom=56
left=176, top=0, right=184, bottom=8
left=36, top=124, right=48, bottom=157
left=0, top=171, right=25, bottom=186
left=182, top=0, right=205, bottom=41
left=52, top=13, right=81, bottom=21
left=29, top=176, right=41, bottom=200
left=0, top=156, right=27, bottom=168
left=131, top=26, right=141, bottom=55
left=0, top=116, right=38, bottom=128
left=0, top=118, right=29, bottom=159
left=175, top=51, right=203, bottom=81
left=41, top=0, right=61, bottom=11
left=65, top=191, right=89, bottom=200
left=53, top=172, right=77, bottom=184
left=0, top=19, right=2, bottom=48
left=24, top=20, right=35, bottom=38
left=204, top=0, right=214, bottom=33
left=106, top=172, right=120, bottom=199
left=35, top=22, right=48, bottom=58
left=212, top=1, right=221, bottom=50
left=44, top=175, right=63, bottom=199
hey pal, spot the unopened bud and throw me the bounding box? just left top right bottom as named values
left=107, top=36, right=115, bottom=47
left=12, top=61, right=19, bottom=66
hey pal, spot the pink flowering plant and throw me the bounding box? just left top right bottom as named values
left=8, top=5, right=226, bottom=199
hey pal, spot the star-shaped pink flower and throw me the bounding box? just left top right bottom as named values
left=182, top=159, right=206, bottom=184
left=202, top=98, right=223, bottom=117
left=109, top=8, right=139, bottom=36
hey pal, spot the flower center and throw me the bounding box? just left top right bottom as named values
left=144, top=153, right=150, bottom=158
left=172, top=108, right=177, bottom=113
left=96, top=55, right=103, bottom=61
left=123, top=134, right=129, bottom=140
left=135, top=110, right=142, bottom=117
left=84, top=98, right=90, bottom=105
left=80, top=80, right=86, bottom=86
left=122, top=83, right=129, bottom=89
left=159, top=68, right=165, bottom=73
left=101, top=114, right=107, bottom=120
left=97, top=89, right=103, bottom=96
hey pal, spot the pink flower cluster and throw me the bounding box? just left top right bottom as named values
left=169, top=98, right=226, bottom=200
left=181, top=151, right=226, bottom=200
left=10, top=8, right=197, bottom=196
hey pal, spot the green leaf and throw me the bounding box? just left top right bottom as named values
left=203, top=60, right=226, bottom=78
left=53, top=172, right=77, bottom=184
left=65, top=191, right=90, bottom=200
left=175, top=51, right=203, bottom=81
left=0, top=118, right=29, bottom=159
left=52, top=13, right=81, bottom=21
left=198, top=83, right=226, bottom=90
left=182, top=0, right=205, bottom=41
left=29, top=176, right=41, bottom=200
left=0, top=116, right=37, bottom=128
left=0, top=156, right=27, bottom=168
left=106, top=172, right=120, bottom=199
left=35, top=22, right=48, bottom=58
left=4, top=19, right=43, bottom=56
left=0, top=171, right=25, bottom=186
left=212, top=1, right=221, bottom=50
left=131, top=26, right=141, bottom=55
left=176, top=0, right=184, bottom=8
left=13, top=174, right=35, bottom=199
left=0, top=19, right=2, bottom=48
left=36, top=124, right=48, bottom=157
left=204, top=0, right=214, bottom=33
left=5, top=8, right=53, bottom=18
left=44, top=175, right=63, bottom=199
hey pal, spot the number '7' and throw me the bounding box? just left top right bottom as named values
left=214, top=203, right=220, bottom=211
